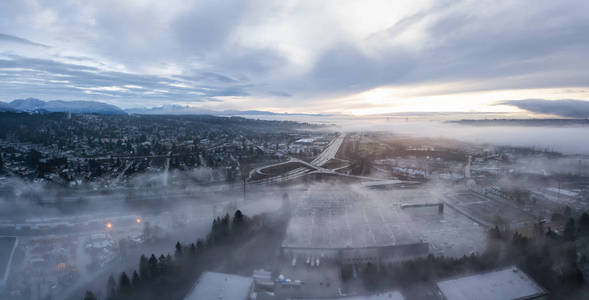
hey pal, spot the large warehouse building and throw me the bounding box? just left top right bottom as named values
left=436, top=266, right=548, bottom=300
left=281, top=190, right=428, bottom=264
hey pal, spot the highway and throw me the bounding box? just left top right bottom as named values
left=310, top=133, right=345, bottom=167
left=249, top=133, right=352, bottom=184
left=248, top=133, right=417, bottom=186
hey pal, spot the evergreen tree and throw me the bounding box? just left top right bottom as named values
left=579, top=212, right=589, bottom=235
left=221, top=213, right=231, bottom=237
left=148, top=254, right=159, bottom=278
left=106, top=274, right=117, bottom=300
left=233, top=210, right=244, bottom=231
left=139, top=254, right=150, bottom=280
left=189, top=243, right=197, bottom=257
left=158, top=254, right=168, bottom=275
left=175, top=241, right=183, bottom=259
left=196, top=239, right=204, bottom=253
left=565, top=206, right=573, bottom=217
left=118, top=272, right=131, bottom=295
left=131, top=270, right=140, bottom=287
left=83, top=291, right=98, bottom=300
left=489, top=225, right=502, bottom=240
left=564, top=218, right=577, bottom=241
left=0, top=146, right=4, bottom=169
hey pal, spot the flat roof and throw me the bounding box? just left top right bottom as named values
left=184, top=271, right=253, bottom=300
left=302, top=290, right=405, bottom=300
left=436, top=266, right=547, bottom=300
left=282, top=191, right=420, bottom=249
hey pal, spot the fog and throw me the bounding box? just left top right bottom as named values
left=0, top=163, right=483, bottom=299
left=244, top=114, right=589, bottom=155
left=2, top=116, right=589, bottom=299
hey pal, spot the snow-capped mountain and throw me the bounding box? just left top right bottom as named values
left=4, top=98, right=126, bottom=115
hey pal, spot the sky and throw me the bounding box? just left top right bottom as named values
left=1, top=0, right=589, bottom=115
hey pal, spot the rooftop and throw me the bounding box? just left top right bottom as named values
left=184, top=271, right=253, bottom=300
left=436, top=266, right=547, bottom=300
left=302, top=290, right=405, bottom=300
left=282, top=190, right=420, bottom=249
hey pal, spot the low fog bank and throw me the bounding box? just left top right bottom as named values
left=0, top=167, right=285, bottom=222
left=3, top=167, right=586, bottom=299
left=244, top=114, right=589, bottom=155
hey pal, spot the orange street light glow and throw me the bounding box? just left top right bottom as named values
left=106, top=222, right=112, bottom=229
left=136, top=217, right=141, bottom=224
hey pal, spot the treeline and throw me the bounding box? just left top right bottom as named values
left=83, top=210, right=253, bottom=300
left=352, top=214, right=589, bottom=299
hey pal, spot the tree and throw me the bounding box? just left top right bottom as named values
left=83, top=291, right=98, bottom=300
left=25, top=149, right=42, bottom=168
left=0, top=146, right=4, bottom=169
left=565, top=206, right=573, bottom=218
left=175, top=241, right=183, bottom=259
left=148, top=254, right=159, bottom=278
left=233, top=210, right=244, bottom=224
left=564, top=218, right=576, bottom=241
left=118, top=272, right=131, bottom=295
left=107, top=274, right=117, bottom=300
left=139, top=254, right=149, bottom=280
left=221, top=213, right=231, bottom=237
left=189, top=243, right=197, bottom=257
left=233, top=210, right=245, bottom=234
left=196, top=239, right=205, bottom=253
left=158, top=254, right=168, bottom=275
left=489, top=225, right=502, bottom=240
left=131, top=270, right=140, bottom=287
left=579, top=212, right=589, bottom=235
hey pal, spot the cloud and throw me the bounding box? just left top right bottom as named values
left=0, top=0, right=588, bottom=111
left=0, top=55, right=249, bottom=107
left=498, top=99, right=589, bottom=118
left=0, top=33, right=49, bottom=48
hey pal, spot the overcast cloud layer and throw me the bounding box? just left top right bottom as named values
left=500, top=99, right=589, bottom=118
left=1, top=0, right=589, bottom=112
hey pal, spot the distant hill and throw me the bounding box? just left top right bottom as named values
left=450, top=118, right=589, bottom=126
left=125, top=104, right=218, bottom=115
left=4, top=98, right=126, bottom=115
left=0, top=102, right=17, bottom=112
left=2, top=98, right=329, bottom=117
left=125, top=105, right=330, bottom=117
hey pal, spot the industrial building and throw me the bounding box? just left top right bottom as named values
left=436, top=266, right=548, bottom=300
left=281, top=191, right=428, bottom=264
left=184, top=271, right=254, bottom=300
left=444, top=189, right=536, bottom=229
left=301, top=290, right=405, bottom=300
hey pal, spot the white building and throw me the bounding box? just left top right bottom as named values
left=184, top=271, right=254, bottom=300
left=301, top=290, right=405, bottom=300
left=436, top=266, right=548, bottom=300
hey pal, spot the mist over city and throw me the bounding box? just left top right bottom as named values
left=1, top=1, right=589, bottom=300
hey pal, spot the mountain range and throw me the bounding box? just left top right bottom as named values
left=1, top=98, right=126, bottom=115
left=125, top=104, right=328, bottom=116
left=0, top=98, right=329, bottom=116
